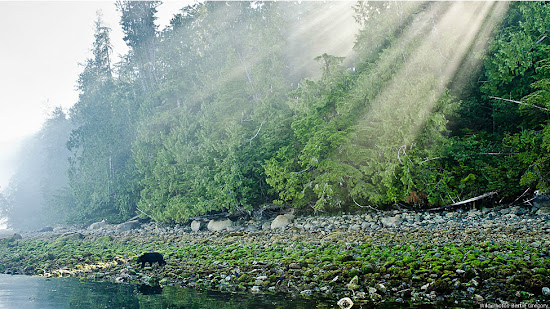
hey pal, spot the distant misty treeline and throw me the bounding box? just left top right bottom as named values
left=1, top=1, right=549, bottom=230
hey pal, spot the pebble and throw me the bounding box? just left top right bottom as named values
left=375, top=283, right=387, bottom=293
left=337, top=297, right=353, bottom=309
left=10, top=203, right=550, bottom=306
left=300, top=289, right=312, bottom=297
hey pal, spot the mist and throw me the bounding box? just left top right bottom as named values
left=2, top=0, right=531, bottom=226
left=0, top=108, right=72, bottom=231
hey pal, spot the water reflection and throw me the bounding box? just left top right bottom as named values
left=137, top=284, right=163, bottom=295
left=0, top=274, right=331, bottom=308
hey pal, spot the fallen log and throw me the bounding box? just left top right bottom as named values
left=426, top=191, right=498, bottom=212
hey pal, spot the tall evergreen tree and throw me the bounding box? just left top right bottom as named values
left=68, top=11, right=138, bottom=223
left=117, top=0, right=160, bottom=93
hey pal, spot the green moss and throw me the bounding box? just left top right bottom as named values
left=97, top=236, right=113, bottom=243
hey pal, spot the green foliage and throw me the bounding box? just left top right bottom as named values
left=480, top=1, right=550, bottom=134
left=133, top=2, right=293, bottom=221
left=505, top=60, right=550, bottom=192
left=67, top=12, right=140, bottom=223
left=8, top=1, right=550, bottom=224
left=465, top=1, right=550, bottom=195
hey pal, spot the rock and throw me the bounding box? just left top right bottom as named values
left=381, top=215, right=401, bottom=228
left=533, top=192, right=550, bottom=208
left=300, top=289, right=312, bottom=297
left=542, top=287, right=550, bottom=296
left=337, top=297, right=354, bottom=309
left=456, top=269, right=466, bottom=275
left=536, top=206, right=550, bottom=215
left=38, top=227, right=53, bottom=232
left=57, top=232, right=84, bottom=241
left=288, top=263, right=300, bottom=269
left=116, top=220, right=140, bottom=232
left=261, top=221, right=271, bottom=230
left=474, top=294, right=484, bottom=302
left=375, top=283, right=387, bottom=293
left=115, top=274, right=130, bottom=283
left=531, top=241, right=541, bottom=248
left=371, top=293, right=382, bottom=301
left=347, top=275, right=360, bottom=290
left=504, top=213, right=517, bottom=220
left=270, top=214, right=294, bottom=230
left=367, top=286, right=377, bottom=295
left=445, top=212, right=456, bottom=218
left=250, top=285, right=261, bottom=293
left=52, top=226, right=66, bottom=233
left=500, top=208, right=513, bottom=215
left=244, top=225, right=259, bottom=232
left=207, top=219, right=233, bottom=232
left=191, top=220, right=202, bottom=232
left=88, top=219, right=107, bottom=230
left=5, top=233, right=23, bottom=242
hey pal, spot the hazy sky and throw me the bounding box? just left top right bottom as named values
left=0, top=1, right=190, bottom=190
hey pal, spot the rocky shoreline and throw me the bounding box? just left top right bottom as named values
left=1, top=203, right=550, bottom=308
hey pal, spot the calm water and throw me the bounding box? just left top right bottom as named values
left=0, top=274, right=465, bottom=308
left=0, top=274, right=337, bottom=309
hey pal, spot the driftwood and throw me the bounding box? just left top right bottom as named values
left=426, top=191, right=498, bottom=212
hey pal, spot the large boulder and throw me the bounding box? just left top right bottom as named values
left=57, top=232, right=84, bottom=242
left=116, top=220, right=141, bottom=232
left=207, top=219, right=233, bottom=232
left=271, top=214, right=295, bottom=230
left=380, top=215, right=401, bottom=228
left=53, top=226, right=67, bottom=233
left=191, top=220, right=202, bottom=232
left=10, top=233, right=22, bottom=241
left=88, top=219, right=107, bottom=230
left=533, top=192, right=550, bottom=208
left=536, top=207, right=550, bottom=215
left=533, top=192, right=550, bottom=215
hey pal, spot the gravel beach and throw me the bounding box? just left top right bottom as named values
left=1, top=203, right=549, bottom=307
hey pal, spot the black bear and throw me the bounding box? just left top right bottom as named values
left=137, top=252, right=166, bottom=268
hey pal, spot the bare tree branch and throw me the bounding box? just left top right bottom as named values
left=489, top=96, right=549, bottom=112
left=426, top=191, right=498, bottom=212
left=249, top=119, right=266, bottom=142
left=352, top=197, right=381, bottom=213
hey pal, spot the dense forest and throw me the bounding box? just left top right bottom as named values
left=1, top=1, right=549, bottom=230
